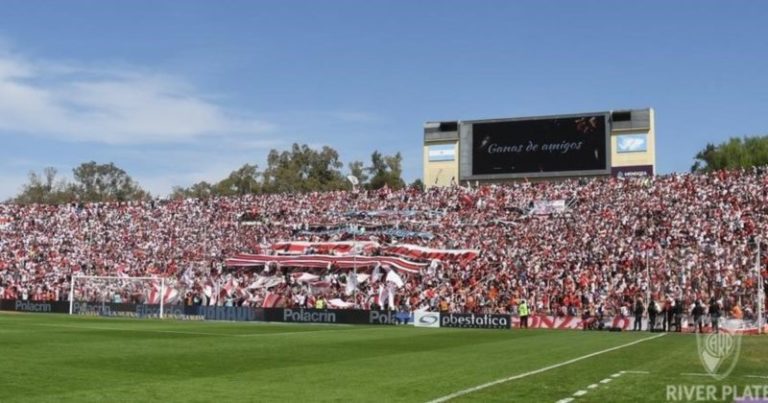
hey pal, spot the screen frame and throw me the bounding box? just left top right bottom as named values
left=458, top=112, right=612, bottom=180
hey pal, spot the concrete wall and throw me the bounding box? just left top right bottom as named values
left=423, top=122, right=460, bottom=187
left=609, top=108, right=655, bottom=173
left=423, top=142, right=459, bottom=187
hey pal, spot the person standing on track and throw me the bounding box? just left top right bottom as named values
left=692, top=300, right=705, bottom=333
left=633, top=298, right=645, bottom=331
left=709, top=297, right=721, bottom=334
left=674, top=298, right=684, bottom=332
left=663, top=297, right=675, bottom=332
left=518, top=299, right=529, bottom=329
left=648, top=298, right=658, bottom=332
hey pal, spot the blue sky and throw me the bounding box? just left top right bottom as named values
left=1, top=0, right=766, bottom=199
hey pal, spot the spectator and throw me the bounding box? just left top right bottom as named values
left=0, top=167, right=765, bottom=325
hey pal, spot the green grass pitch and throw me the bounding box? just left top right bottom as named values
left=1, top=313, right=766, bottom=402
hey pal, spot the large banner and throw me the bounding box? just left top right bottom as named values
left=439, top=313, right=511, bottom=329
left=2, top=300, right=764, bottom=333
left=71, top=302, right=198, bottom=319
left=193, top=306, right=263, bottom=322
left=512, top=315, right=766, bottom=334
left=263, top=308, right=413, bottom=325
left=513, top=315, right=632, bottom=330
left=1, top=299, right=69, bottom=313
left=470, top=114, right=608, bottom=176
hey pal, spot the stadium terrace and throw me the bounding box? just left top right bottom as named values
left=0, top=168, right=766, bottom=332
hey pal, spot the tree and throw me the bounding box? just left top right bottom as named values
left=347, top=161, right=368, bottom=185
left=171, top=181, right=215, bottom=199
left=261, top=144, right=346, bottom=193
left=307, top=146, right=346, bottom=191
left=366, top=151, right=405, bottom=190
left=14, top=167, right=74, bottom=204
left=691, top=136, right=768, bottom=172
left=346, top=160, right=369, bottom=189
left=72, top=161, right=148, bottom=202
left=215, top=164, right=260, bottom=196
left=409, top=178, right=425, bottom=192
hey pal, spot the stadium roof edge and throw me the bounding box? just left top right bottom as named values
left=424, top=107, right=653, bottom=125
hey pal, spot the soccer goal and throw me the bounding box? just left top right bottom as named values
left=69, top=275, right=174, bottom=318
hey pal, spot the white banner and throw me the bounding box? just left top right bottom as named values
left=414, top=311, right=440, bottom=328
left=530, top=200, right=567, bottom=215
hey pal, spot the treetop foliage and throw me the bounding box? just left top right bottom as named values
left=10, top=144, right=407, bottom=204
left=13, top=162, right=148, bottom=205
left=171, top=144, right=406, bottom=199
left=691, top=135, right=768, bottom=173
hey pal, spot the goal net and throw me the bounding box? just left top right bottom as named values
left=68, top=275, right=182, bottom=319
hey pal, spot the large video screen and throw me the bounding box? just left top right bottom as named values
left=471, top=114, right=608, bottom=175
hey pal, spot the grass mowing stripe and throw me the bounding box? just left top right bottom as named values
left=35, top=323, right=242, bottom=337
left=34, top=323, right=382, bottom=338
left=424, top=332, right=667, bottom=403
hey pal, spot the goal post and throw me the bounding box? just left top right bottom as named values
left=69, top=275, right=167, bottom=318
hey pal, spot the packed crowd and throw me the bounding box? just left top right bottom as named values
left=1, top=167, right=767, bottom=321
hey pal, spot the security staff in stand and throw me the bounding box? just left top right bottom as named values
left=633, top=298, right=645, bottom=331
left=518, top=299, right=530, bottom=329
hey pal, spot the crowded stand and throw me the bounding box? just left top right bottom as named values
left=1, top=168, right=767, bottom=327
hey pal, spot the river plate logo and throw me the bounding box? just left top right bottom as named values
left=696, top=319, right=742, bottom=380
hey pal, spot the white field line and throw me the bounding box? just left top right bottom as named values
left=745, top=375, right=768, bottom=379
left=599, top=378, right=613, bottom=384
left=680, top=373, right=711, bottom=377
left=555, top=370, right=650, bottom=402
left=425, top=333, right=667, bottom=403
left=555, top=398, right=574, bottom=403
left=34, top=323, right=377, bottom=338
